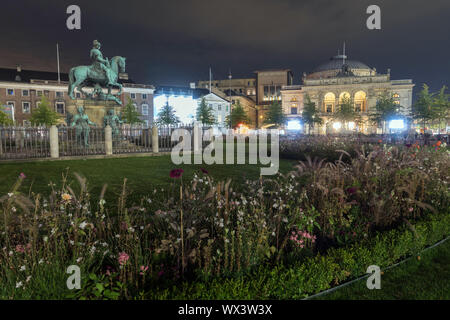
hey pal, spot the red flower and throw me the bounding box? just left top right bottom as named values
left=170, top=168, right=184, bottom=179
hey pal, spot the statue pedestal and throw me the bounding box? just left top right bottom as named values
left=66, top=99, right=122, bottom=127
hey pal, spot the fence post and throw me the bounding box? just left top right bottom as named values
left=152, top=125, right=159, bottom=153
left=105, top=125, right=113, bottom=155
left=49, top=125, right=59, bottom=158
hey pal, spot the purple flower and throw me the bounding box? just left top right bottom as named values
left=346, top=187, right=357, bottom=195
left=200, top=168, right=209, bottom=174
left=169, top=168, right=184, bottom=179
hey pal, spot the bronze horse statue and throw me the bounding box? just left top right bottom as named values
left=68, top=56, right=126, bottom=104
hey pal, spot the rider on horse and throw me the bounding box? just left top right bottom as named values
left=90, top=40, right=114, bottom=86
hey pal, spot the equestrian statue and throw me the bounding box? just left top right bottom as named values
left=68, top=40, right=126, bottom=105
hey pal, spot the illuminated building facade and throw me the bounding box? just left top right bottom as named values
left=281, top=54, right=414, bottom=134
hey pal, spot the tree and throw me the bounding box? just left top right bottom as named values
left=302, top=94, right=323, bottom=134
left=369, top=92, right=403, bottom=133
left=156, top=101, right=179, bottom=125
left=432, top=85, right=450, bottom=134
left=333, top=96, right=358, bottom=130
left=412, top=84, right=435, bottom=131
left=226, top=100, right=251, bottom=129
left=196, top=97, right=216, bottom=125
left=121, top=98, right=143, bottom=125
left=30, top=96, right=61, bottom=126
left=0, top=107, right=13, bottom=126
left=264, top=101, right=286, bottom=128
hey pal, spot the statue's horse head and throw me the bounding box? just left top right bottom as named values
left=111, top=56, right=126, bottom=73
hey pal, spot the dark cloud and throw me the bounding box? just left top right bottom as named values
left=0, top=0, right=448, bottom=93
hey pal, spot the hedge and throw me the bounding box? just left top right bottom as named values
left=147, top=212, right=450, bottom=299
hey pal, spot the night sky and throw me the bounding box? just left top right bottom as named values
left=1, top=0, right=449, bottom=94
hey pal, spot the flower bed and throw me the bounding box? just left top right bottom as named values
left=0, top=141, right=448, bottom=299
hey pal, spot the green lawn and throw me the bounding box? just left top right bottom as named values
left=315, top=238, right=450, bottom=300
left=0, top=154, right=295, bottom=202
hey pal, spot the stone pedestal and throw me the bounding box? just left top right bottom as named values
left=66, top=99, right=122, bottom=127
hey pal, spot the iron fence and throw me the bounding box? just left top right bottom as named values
left=58, top=126, right=105, bottom=156
left=112, top=124, right=152, bottom=154
left=0, top=126, right=50, bottom=160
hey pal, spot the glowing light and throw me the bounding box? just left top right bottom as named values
left=154, top=95, right=196, bottom=124
left=287, top=120, right=302, bottom=130
left=389, top=119, right=404, bottom=129
left=348, top=122, right=355, bottom=130
left=332, top=122, right=342, bottom=130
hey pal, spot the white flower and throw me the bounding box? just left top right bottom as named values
left=79, top=221, right=88, bottom=230
left=16, top=281, right=23, bottom=288
left=8, top=251, right=13, bottom=256
left=69, top=240, right=74, bottom=245
left=26, top=276, right=32, bottom=282
left=20, top=266, right=26, bottom=272
left=76, top=257, right=83, bottom=263
left=8, top=193, right=13, bottom=197
left=43, top=236, right=48, bottom=242
left=38, top=259, right=44, bottom=264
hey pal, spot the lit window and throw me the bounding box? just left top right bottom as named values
left=22, top=102, right=31, bottom=113
left=7, top=89, right=14, bottom=96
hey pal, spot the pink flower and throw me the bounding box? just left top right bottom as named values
left=118, top=252, right=129, bottom=266
left=15, top=245, right=25, bottom=253
left=139, top=265, right=149, bottom=275
left=409, top=207, right=414, bottom=212
left=19, top=173, right=26, bottom=179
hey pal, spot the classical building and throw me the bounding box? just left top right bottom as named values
left=0, top=66, right=154, bottom=126
left=281, top=54, right=414, bottom=134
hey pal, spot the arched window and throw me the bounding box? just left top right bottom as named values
left=323, top=92, right=336, bottom=113
left=354, top=91, right=366, bottom=112
left=339, top=92, right=351, bottom=102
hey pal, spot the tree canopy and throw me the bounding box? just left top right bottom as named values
left=196, top=98, right=216, bottom=125
left=370, top=92, right=403, bottom=133
left=156, top=101, right=179, bottom=125
left=263, top=101, right=286, bottom=128
left=333, top=96, right=358, bottom=129
left=301, top=94, right=323, bottom=133
left=226, top=100, right=251, bottom=129
left=121, top=98, right=143, bottom=125
left=0, top=107, right=13, bottom=126
left=30, top=96, right=61, bottom=126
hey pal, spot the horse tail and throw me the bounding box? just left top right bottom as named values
left=69, top=67, right=75, bottom=84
